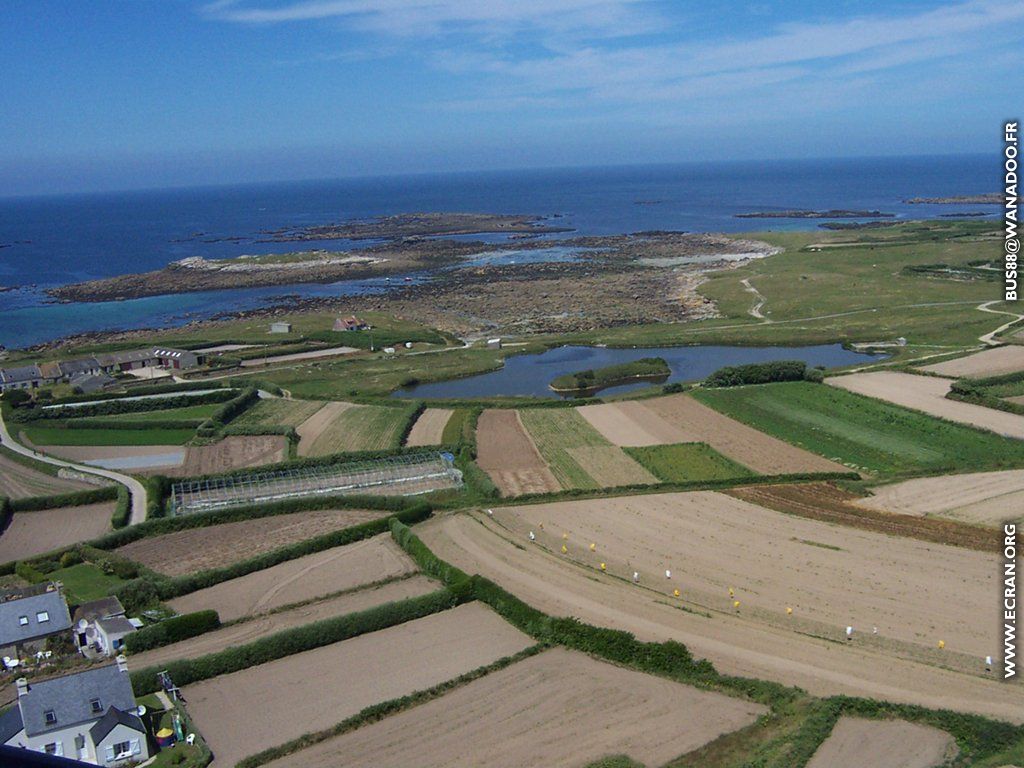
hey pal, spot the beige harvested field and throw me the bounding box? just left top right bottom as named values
left=566, top=445, right=658, bottom=486
left=235, top=398, right=325, bottom=429
left=302, top=403, right=410, bottom=456
left=921, top=344, right=1024, bottom=378
left=827, top=371, right=1024, bottom=439
left=295, top=401, right=354, bottom=455
left=129, top=575, right=438, bottom=669
left=581, top=395, right=845, bottom=474
left=170, top=435, right=288, bottom=476
left=32, top=443, right=182, bottom=463
left=417, top=509, right=1021, bottom=723
left=0, top=451, right=93, bottom=498
left=115, top=508, right=389, bottom=576
left=168, top=533, right=417, bottom=621
left=185, top=603, right=533, bottom=768
left=476, top=409, right=560, bottom=496
left=0, top=503, right=112, bottom=562
left=266, top=648, right=765, bottom=768
left=806, top=717, right=955, bottom=768
left=405, top=408, right=453, bottom=447
left=857, top=470, right=1024, bottom=526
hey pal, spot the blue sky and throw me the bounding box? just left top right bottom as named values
left=1, top=0, right=1020, bottom=195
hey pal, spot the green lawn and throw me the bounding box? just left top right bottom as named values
left=47, top=563, right=125, bottom=603
left=22, top=426, right=196, bottom=446
left=624, top=443, right=755, bottom=482
left=693, top=381, right=1024, bottom=476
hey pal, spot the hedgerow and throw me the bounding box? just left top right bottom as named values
left=12, top=389, right=235, bottom=422
left=111, top=486, right=131, bottom=529
left=9, top=485, right=119, bottom=513
left=705, top=360, right=811, bottom=388
left=124, top=610, right=221, bottom=653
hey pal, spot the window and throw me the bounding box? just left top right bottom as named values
left=36, top=611, right=49, bottom=623
left=113, top=741, right=131, bottom=758
left=44, top=743, right=58, bottom=755
left=44, top=709, right=57, bottom=725
left=90, top=698, right=103, bottom=713
left=18, top=615, right=28, bottom=626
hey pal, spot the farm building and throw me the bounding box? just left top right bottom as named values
left=486, top=338, right=502, bottom=349
left=93, top=349, right=159, bottom=373
left=0, top=657, right=149, bottom=765
left=270, top=321, right=293, bottom=333
left=0, top=583, right=71, bottom=658
left=150, top=347, right=203, bottom=370
left=334, top=316, right=370, bottom=332
left=72, top=598, right=138, bottom=659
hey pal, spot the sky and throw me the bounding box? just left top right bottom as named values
left=1, top=0, right=1020, bottom=196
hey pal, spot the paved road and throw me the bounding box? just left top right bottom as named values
left=0, top=409, right=148, bottom=525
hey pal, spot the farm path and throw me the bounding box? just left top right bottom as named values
left=977, top=299, right=1024, bottom=345
left=740, top=278, right=771, bottom=322
left=0, top=409, right=147, bottom=525
left=418, top=511, right=1023, bottom=723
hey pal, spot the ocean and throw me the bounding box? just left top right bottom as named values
left=0, top=154, right=997, bottom=348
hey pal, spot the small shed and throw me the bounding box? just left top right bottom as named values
left=270, top=321, right=292, bottom=334
left=486, top=338, right=502, bottom=349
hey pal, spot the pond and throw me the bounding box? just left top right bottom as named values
left=394, top=343, right=885, bottom=399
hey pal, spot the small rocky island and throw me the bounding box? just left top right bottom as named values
left=735, top=209, right=895, bottom=219
left=904, top=194, right=1002, bottom=204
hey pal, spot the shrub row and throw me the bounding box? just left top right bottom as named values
left=0, top=443, right=63, bottom=478
left=47, top=379, right=228, bottom=406
left=12, top=389, right=235, bottom=422
left=704, top=360, right=813, bottom=388
left=124, top=610, right=221, bottom=654
left=397, top=401, right=427, bottom=446
left=144, top=475, right=172, bottom=519
left=9, top=485, right=119, bottom=513
left=130, top=587, right=461, bottom=696
left=59, top=417, right=206, bottom=431
left=195, top=386, right=259, bottom=436
left=111, top=486, right=131, bottom=529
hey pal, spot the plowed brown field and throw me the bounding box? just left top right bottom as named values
left=116, top=508, right=389, bottom=576
left=476, top=410, right=559, bottom=496
left=168, top=533, right=417, bottom=621
left=806, top=717, right=955, bottom=768
left=856, top=470, right=1024, bottom=526
left=0, top=451, right=93, bottom=498
left=171, top=435, right=287, bottom=476
left=405, top=408, right=453, bottom=447
left=0, top=503, right=112, bottom=562
left=185, top=603, right=533, bottom=768
left=264, top=648, right=766, bottom=768
left=417, top=508, right=1019, bottom=722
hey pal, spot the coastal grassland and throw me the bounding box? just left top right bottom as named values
left=561, top=221, right=1012, bottom=351
left=21, top=425, right=196, bottom=446
left=257, top=345, right=510, bottom=398
left=304, top=403, right=418, bottom=455
left=693, top=381, right=1024, bottom=476
left=232, top=398, right=325, bottom=429
left=624, top=443, right=755, bottom=483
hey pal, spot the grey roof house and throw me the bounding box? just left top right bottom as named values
left=0, top=584, right=72, bottom=656
left=1, top=658, right=149, bottom=765
left=72, top=598, right=138, bottom=659
left=0, top=365, right=44, bottom=391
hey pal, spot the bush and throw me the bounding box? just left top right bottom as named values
left=15, top=560, right=46, bottom=583
left=662, top=382, right=686, bottom=394
left=111, top=486, right=131, bottom=529
left=705, top=360, right=808, bottom=388
left=59, top=550, right=83, bottom=569
left=125, top=610, right=221, bottom=653
left=114, top=578, right=162, bottom=614
left=3, top=390, right=31, bottom=407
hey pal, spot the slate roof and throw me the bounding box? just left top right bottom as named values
left=88, top=706, right=144, bottom=744
left=0, top=366, right=41, bottom=384
left=0, top=587, right=71, bottom=646
left=95, top=616, right=135, bottom=638
left=0, top=705, right=23, bottom=744
left=18, top=664, right=136, bottom=738
left=57, top=359, right=100, bottom=377
left=72, top=597, right=125, bottom=625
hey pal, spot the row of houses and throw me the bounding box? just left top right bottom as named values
left=0, top=347, right=206, bottom=393
left=1, top=584, right=149, bottom=765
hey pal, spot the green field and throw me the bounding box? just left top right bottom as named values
left=440, top=408, right=471, bottom=445
left=624, top=443, right=755, bottom=482
left=693, top=381, right=1024, bottom=476
left=22, top=426, right=196, bottom=446
left=304, top=404, right=417, bottom=455
left=231, top=398, right=324, bottom=428
left=46, top=563, right=125, bottom=603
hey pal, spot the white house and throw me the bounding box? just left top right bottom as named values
left=0, top=657, right=149, bottom=765
left=73, top=598, right=139, bottom=659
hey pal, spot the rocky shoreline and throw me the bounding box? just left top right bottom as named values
left=904, top=194, right=1001, bottom=204
left=736, top=209, right=895, bottom=219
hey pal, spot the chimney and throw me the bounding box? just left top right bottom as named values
left=115, top=655, right=128, bottom=674
left=15, top=678, right=28, bottom=697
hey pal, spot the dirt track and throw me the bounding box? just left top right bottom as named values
left=116, top=509, right=389, bottom=576
left=857, top=470, right=1024, bottom=526
left=405, top=408, right=453, bottom=447
left=921, top=345, right=1024, bottom=378
left=171, top=435, right=287, bottom=476
left=185, top=603, right=533, bottom=767
left=296, top=401, right=354, bottom=456
left=130, top=576, right=438, bottom=668
left=168, top=534, right=417, bottom=621
left=476, top=410, right=560, bottom=496
left=827, top=371, right=1024, bottom=439
left=417, top=510, right=1022, bottom=723
left=580, top=395, right=846, bottom=474
left=0, top=451, right=93, bottom=498
left=265, top=647, right=765, bottom=768
left=0, top=503, right=112, bottom=561
left=806, top=717, right=955, bottom=768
